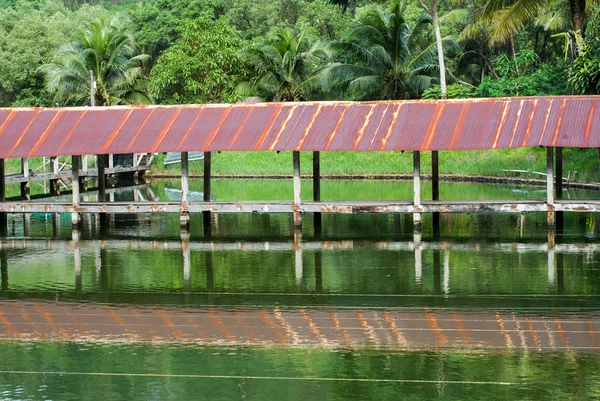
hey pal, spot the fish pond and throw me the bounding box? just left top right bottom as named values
left=1, top=179, right=600, bottom=400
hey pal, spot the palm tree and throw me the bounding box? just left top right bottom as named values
left=40, top=18, right=152, bottom=106
left=238, top=30, right=330, bottom=102
left=475, top=0, right=592, bottom=51
left=318, top=1, right=460, bottom=100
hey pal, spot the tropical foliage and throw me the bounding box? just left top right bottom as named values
left=3, top=0, right=599, bottom=108
left=39, top=18, right=151, bottom=106
left=238, top=30, right=330, bottom=101
left=317, top=1, right=460, bottom=100
left=149, top=14, right=248, bottom=104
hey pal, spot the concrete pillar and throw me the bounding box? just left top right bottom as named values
left=71, top=155, right=81, bottom=226
left=413, top=151, right=422, bottom=232
left=97, top=154, right=106, bottom=201
left=180, top=152, right=190, bottom=228
left=293, top=151, right=302, bottom=228
left=313, top=151, right=321, bottom=235
left=555, top=147, right=563, bottom=230
left=0, top=158, right=6, bottom=236
left=203, top=151, right=211, bottom=229
left=20, top=158, right=30, bottom=199
left=50, top=156, right=60, bottom=196
left=432, top=150, right=440, bottom=234
left=547, top=147, right=555, bottom=228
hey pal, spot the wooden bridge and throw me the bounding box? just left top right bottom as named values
left=1, top=96, right=600, bottom=234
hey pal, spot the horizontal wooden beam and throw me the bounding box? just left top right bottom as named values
left=4, top=165, right=150, bottom=184
left=0, top=199, right=598, bottom=215
left=2, top=238, right=599, bottom=254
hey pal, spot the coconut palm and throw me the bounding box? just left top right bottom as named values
left=40, top=18, right=152, bottom=106
left=238, top=29, right=330, bottom=102
left=317, top=1, right=460, bottom=100
left=475, top=0, right=593, bottom=49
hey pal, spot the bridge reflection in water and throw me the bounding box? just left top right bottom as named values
left=1, top=230, right=599, bottom=351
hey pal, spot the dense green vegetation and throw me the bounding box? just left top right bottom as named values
left=1, top=0, right=600, bottom=178
left=2, top=0, right=598, bottom=107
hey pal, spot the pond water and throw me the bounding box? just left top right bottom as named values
left=1, top=180, right=600, bottom=400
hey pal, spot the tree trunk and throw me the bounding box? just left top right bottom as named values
left=510, top=37, right=519, bottom=76
left=432, top=0, right=446, bottom=99
left=569, top=0, right=584, bottom=55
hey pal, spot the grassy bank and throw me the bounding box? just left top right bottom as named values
left=148, top=148, right=600, bottom=182
left=4, top=148, right=599, bottom=183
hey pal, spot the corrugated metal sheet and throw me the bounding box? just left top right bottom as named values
left=0, top=96, right=599, bottom=158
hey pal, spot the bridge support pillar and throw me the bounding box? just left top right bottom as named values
left=50, top=156, right=60, bottom=196
left=20, top=158, right=30, bottom=199
left=313, top=151, right=321, bottom=235
left=547, top=147, right=555, bottom=229
left=97, top=154, right=106, bottom=201
left=0, top=158, right=6, bottom=237
left=413, top=151, right=422, bottom=233
left=293, top=151, right=302, bottom=228
left=202, top=151, right=211, bottom=232
left=71, top=155, right=81, bottom=226
left=180, top=152, right=190, bottom=229
left=555, top=147, right=563, bottom=231
left=432, top=150, right=440, bottom=235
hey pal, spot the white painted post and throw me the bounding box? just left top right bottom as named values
left=295, top=248, right=303, bottom=289
left=21, top=158, right=29, bottom=178
left=183, top=240, right=191, bottom=289
left=547, top=147, right=555, bottom=228
left=413, top=151, right=422, bottom=232
left=180, top=152, right=190, bottom=228
left=413, top=232, right=422, bottom=286
left=71, top=156, right=81, bottom=226
left=293, top=151, right=302, bottom=228
left=443, top=250, right=450, bottom=295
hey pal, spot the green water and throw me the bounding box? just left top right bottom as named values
left=1, top=180, right=600, bottom=400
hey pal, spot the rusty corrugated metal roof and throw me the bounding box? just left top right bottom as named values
left=0, top=96, right=599, bottom=158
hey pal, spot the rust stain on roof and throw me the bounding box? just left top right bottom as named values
left=0, top=96, right=599, bottom=159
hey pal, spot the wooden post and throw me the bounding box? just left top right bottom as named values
left=203, top=152, right=211, bottom=201
left=23, top=214, right=30, bottom=237
left=97, top=154, right=106, bottom=201
left=180, top=152, right=190, bottom=228
left=313, top=151, right=320, bottom=201
left=556, top=147, right=563, bottom=230
left=432, top=150, right=440, bottom=235
left=50, top=156, right=60, bottom=196
left=78, top=156, right=87, bottom=192
left=413, top=151, right=422, bottom=232
left=547, top=147, right=555, bottom=228
left=71, top=156, right=81, bottom=226
left=313, top=151, right=321, bottom=235
left=0, top=158, right=6, bottom=236
left=293, top=151, right=302, bottom=228
left=20, top=158, right=30, bottom=199
left=203, top=151, right=211, bottom=235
